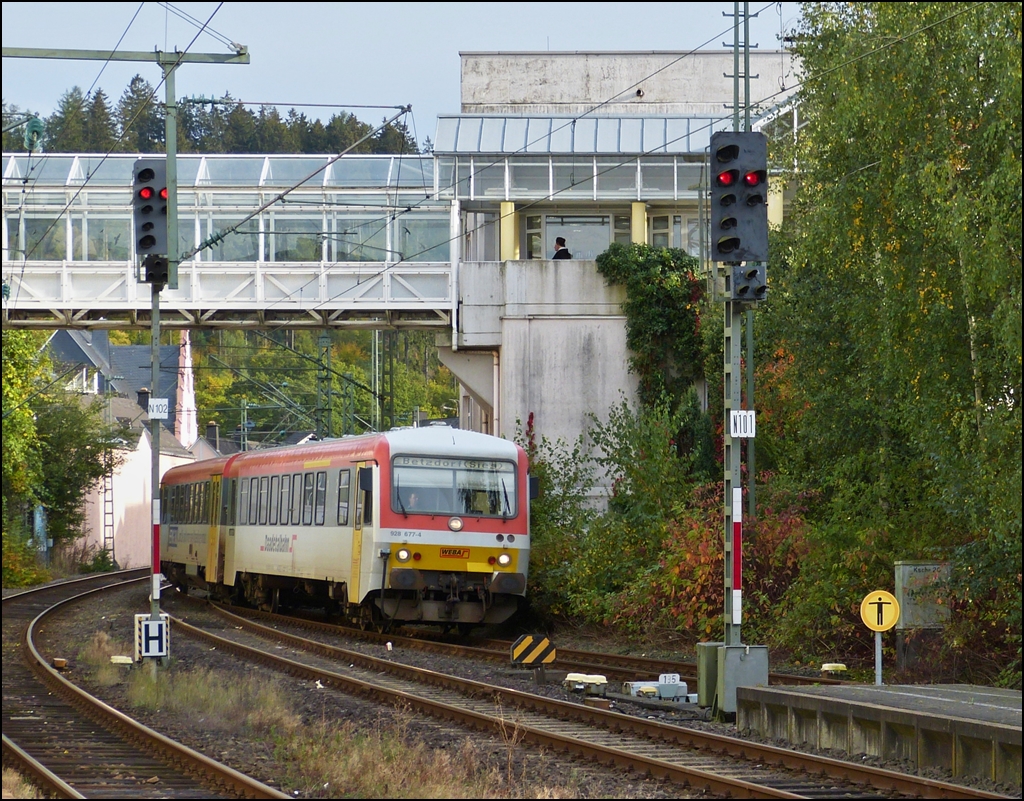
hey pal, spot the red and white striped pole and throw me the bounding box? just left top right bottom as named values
left=732, top=487, right=742, bottom=625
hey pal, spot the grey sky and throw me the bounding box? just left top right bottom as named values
left=3, top=2, right=802, bottom=147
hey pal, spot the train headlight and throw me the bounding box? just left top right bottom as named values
left=497, top=553, right=512, bottom=567
left=396, top=548, right=412, bottom=563
left=448, top=517, right=464, bottom=532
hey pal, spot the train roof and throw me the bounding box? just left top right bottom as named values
left=164, top=426, right=523, bottom=482
left=383, top=426, right=520, bottom=459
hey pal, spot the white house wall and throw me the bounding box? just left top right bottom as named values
left=80, top=431, right=194, bottom=569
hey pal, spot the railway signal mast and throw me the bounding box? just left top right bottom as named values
left=3, top=41, right=250, bottom=675
left=703, top=1, right=770, bottom=717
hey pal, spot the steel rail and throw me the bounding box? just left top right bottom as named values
left=13, top=575, right=290, bottom=799
left=2, top=733, right=84, bottom=799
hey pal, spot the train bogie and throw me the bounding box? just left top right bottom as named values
left=160, top=426, right=532, bottom=630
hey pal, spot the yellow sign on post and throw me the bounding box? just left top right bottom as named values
left=860, top=590, right=900, bottom=631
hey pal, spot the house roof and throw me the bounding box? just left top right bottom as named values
left=46, top=330, right=180, bottom=434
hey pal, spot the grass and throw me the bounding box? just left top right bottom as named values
left=273, top=702, right=577, bottom=799
left=126, top=665, right=300, bottom=736
left=77, top=630, right=134, bottom=687
left=2, top=768, right=43, bottom=799
left=74, top=633, right=584, bottom=798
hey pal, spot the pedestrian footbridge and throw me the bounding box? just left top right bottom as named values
left=2, top=259, right=454, bottom=330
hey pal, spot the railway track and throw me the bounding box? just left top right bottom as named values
left=2, top=572, right=289, bottom=799
left=209, top=602, right=842, bottom=687
left=178, top=597, right=1009, bottom=799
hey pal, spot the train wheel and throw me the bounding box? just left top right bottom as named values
left=358, top=604, right=383, bottom=633
left=260, top=587, right=280, bottom=614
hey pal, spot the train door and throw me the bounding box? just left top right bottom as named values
left=205, top=474, right=223, bottom=584
left=349, top=463, right=375, bottom=613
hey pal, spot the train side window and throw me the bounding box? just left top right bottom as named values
left=249, top=477, right=259, bottom=525
left=279, top=475, right=290, bottom=525
left=302, top=472, right=315, bottom=525
left=202, top=482, right=210, bottom=523
left=258, top=476, right=270, bottom=525
left=238, top=480, right=249, bottom=525
left=314, top=471, right=327, bottom=525
left=269, top=475, right=280, bottom=525
left=337, top=469, right=351, bottom=525
left=291, top=472, right=303, bottom=524
left=223, top=479, right=235, bottom=526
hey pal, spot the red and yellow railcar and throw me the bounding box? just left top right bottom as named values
left=160, top=426, right=532, bottom=630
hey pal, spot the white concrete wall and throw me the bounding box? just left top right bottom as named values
left=460, top=50, right=798, bottom=117
left=441, top=259, right=637, bottom=496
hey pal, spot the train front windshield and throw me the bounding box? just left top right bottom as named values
left=392, top=455, right=517, bottom=517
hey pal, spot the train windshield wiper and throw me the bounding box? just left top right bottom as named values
left=501, top=478, right=511, bottom=518
left=396, top=477, right=408, bottom=517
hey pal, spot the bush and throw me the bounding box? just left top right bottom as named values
left=608, top=474, right=813, bottom=645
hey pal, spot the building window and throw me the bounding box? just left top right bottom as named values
left=525, top=215, right=542, bottom=259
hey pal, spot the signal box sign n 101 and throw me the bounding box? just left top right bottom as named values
left=860, top=590, right=900, bottom=632
left=730, top=410, right=756, bottom=438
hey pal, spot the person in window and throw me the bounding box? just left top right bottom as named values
left=552, top=236, right=572, bottom=259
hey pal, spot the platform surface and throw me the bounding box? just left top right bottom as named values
left=737, top=682, right=1022, bottom=788
left=771, top=683, right=1022, bottom=727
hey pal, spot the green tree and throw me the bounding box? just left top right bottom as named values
left=1, top=331, right=47, bottom=523
left=84, top=89, right=117, bottom=152
left=323, top=111, right=374, bottom=153
left=116, top=74, right=163, bottom=152
left=31, top=389, right=127, bottom=546
left=372, top=118, right=419, bottom=154
left=595, top=243, right=704, bottom=408
left=767, top=1, right=1021, bottom=682
left=45, top=86, right=88, bottom=151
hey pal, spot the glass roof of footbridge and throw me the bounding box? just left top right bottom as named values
left=2, top=153, right=434, bottom=189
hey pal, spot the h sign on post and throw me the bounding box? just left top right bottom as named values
left=135, top=613, right=170, bottom=660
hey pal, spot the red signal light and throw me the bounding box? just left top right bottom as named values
left=159, top=187, right=168, bottom=200
left=743, top=170, right=765, bottom=187
left=138, top=186, right=154, bottom=200
left=716, top=169, right=737, bottom=187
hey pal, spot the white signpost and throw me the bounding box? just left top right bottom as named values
left=730, top=409, right=756, bottom=438
left=147, top=397, right=169, bottom=420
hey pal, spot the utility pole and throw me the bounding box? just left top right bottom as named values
left=4, top=45, right=249, bottom=674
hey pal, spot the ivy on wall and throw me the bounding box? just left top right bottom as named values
left=595, top=243, right=704, bottom=408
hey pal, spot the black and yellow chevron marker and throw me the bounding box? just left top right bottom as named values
left=510, top=634, right=556, bottom=665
